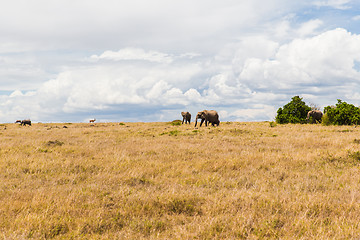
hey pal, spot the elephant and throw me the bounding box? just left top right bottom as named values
left=181, top=112, right=191, bottom=124
left=195, top=110, right=220, bottom=127
left=307, top=110, right=323, bottom=124
left=20, top=119, right=31, bottom=126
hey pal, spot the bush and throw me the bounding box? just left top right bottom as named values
left=276, top=96, right=311, bottom=124
left=269, top=121, right=277, bottom=128
left=324, top=100, right=360, bottom=125
left=321, top=113, right=331, bottom=126
left=170, top=120, right=182, bottom=126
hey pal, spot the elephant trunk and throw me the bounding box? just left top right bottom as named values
left=195, top=116, right=198, bottom=127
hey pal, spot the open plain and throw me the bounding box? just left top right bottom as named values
left=1, top=121, right=360, bottom=239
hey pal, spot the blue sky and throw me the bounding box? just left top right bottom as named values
left=1, top=0, right=360, bottom=123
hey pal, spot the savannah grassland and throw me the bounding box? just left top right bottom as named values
left=1, top=121, right=360, bottom=239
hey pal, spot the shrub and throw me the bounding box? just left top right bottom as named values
left=321, top=113, right=331, bottom=126
left=275, top=96, right=311, bottom=124
left=324, top=100, right=360, bottom=125
left=170, top=120, right=182, bottom=126
left=269, top=121, right=277, bottom=128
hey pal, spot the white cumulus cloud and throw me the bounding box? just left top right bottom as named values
left=2, top=27, right=360, bottom=123
left=237, top=28, right=360, bottom=92
left=91, top=48, right=174, bottom=64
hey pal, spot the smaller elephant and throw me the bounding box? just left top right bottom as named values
left=307, top=110, right=323, bottom=124
left=195, top=110, right=220, bottom=127
left=21, top=119, right=32, bottom=126
left=181, top=112, right=191, bottom=124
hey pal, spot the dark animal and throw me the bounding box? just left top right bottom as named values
left=195, top=110, right=220, bottom=127
left=15, top=120, right=22, bottom=124
left=89, top=119, right=96, bottom=123
left=181, top=112, right=191, bottom=124
left=20, top=119, right=31, bottom=126
left=307, top=110, right=323, bottom=123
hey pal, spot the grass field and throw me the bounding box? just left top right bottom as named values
left=1, top=121, right=360, bottom=239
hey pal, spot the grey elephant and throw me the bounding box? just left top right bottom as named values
left=20, top=119, right=32, bottom=126
left=181, top=111, right=191, bottom=124
left=195, top=110, right=220, bottom=127
left=307, top=110, right=323, bottom=123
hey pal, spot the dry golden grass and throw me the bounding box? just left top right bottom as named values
left=1, top=121, right=360, bottom=239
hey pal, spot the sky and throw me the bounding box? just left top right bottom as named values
left=1, top=0, right=360, bottom=123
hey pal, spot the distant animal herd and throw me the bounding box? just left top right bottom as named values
left=182, top=110, right=220, bottom=127
left=13, top=109, right=323, bottom=127
left=14, top=118, right=97, bottom=126
left=182, top=109, right=323, bottom=126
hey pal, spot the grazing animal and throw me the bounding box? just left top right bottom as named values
left=181, top=112, right=191, bottom=124
left=20, top=119, right=31, bottom=126
left=195, top=110, right=220, bottom=127
left=15, top=120, right=22, bottom=124
left=307, top=110, right=323, bottom=124
left=89, top=119, right=96, bottom=123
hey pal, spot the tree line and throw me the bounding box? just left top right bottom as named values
left=276, top=96, right=360, bottom=125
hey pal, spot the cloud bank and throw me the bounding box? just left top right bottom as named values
left=1, top=27, right=360, bottom=123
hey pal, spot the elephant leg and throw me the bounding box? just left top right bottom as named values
left=200, top=119, right=205, bottom=127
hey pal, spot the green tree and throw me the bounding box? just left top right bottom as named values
left=276, top=96, right=311, bottom=124
left=324, top=100, right=360, bottom=125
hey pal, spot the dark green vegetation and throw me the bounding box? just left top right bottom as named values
left=323, top=99, right=360, bottom=125
left=276, top=96, right=311, bottom=124
left=276, top=96, right=360, bottom=125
